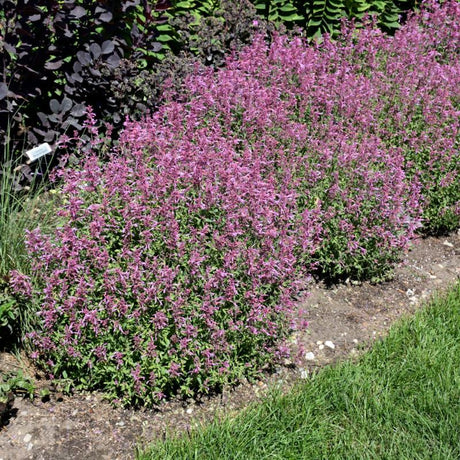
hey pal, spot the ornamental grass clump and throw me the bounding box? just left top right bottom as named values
left=11, top=0, right=458, bottom=406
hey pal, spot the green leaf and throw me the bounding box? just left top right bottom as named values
left=175, top=1, right=194, bottom=7
left=381, top=21, right=401, bottom=28
left=279, top=5, right=298, bottom=12
left=156, top=24, right=174, bottom=31
left=156, top=35, right=174, bottom=42
left=282, top=13, right=305, bottom=21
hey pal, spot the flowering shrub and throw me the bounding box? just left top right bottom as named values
left=11, top=1, right=458, bottom=406
left=20, top=114, right=316, bottom=406
left=321, top=0, right=460, bottom=234
left=182, top=32, right=422, bottom=281
left=381, top=1, right=460, bottom=234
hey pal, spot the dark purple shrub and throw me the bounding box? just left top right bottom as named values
left=0, top=0, right=164, bottom=191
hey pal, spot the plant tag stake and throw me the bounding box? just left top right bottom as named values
left=25, top=143, right=52, bottom=163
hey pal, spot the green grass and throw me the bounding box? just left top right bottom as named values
left=1, top=139, right=61, bottom=342
left=1, top=154, right=55, bottom=278
left=140, top=281, right=460, bottom=460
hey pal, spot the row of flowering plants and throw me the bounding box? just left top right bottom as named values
left=10, top=0, right=459, bottom=407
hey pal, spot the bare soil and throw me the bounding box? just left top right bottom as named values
left=0, top=232, right=459, bottom=460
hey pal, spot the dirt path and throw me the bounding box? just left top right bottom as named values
left=1, top=232, right=459, bottom=460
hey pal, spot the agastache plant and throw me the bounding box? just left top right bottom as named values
left=11, top=0, right=459, bottom=406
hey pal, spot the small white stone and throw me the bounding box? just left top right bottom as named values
left=27, top=443, right=33, bottom=451
left=186, top=407, right=193, bottom=415
left=352, top=339, right=358, bottom=344
left=443, top=240, right=454, bottom=248
left=318, top=344, right=324, bottom=350
left=23, top=434, right=32, bottom=443
left=300, top=369, right=308, bottom=379
left=406, top=289, right=415, bottom=297
left=316, top=340, right=323, bottom=345
left=305, top=352, right=315, bottom=361
left=115, top=421, right=125, bottom=427
left=324, top=341, right=335, bottom=350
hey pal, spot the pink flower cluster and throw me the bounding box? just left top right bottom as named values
left=15, top=1, right=459, bottom=406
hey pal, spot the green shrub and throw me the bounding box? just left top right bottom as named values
left=250, top=0, right=418, bottom=38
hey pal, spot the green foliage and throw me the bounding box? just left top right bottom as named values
left=303, top=0, right=345, bottom=38
left=0, top=369, right=35, bottom=425
left=167, top=0, right=271, bottom=66
left=253, top=0, right=304, bottom=25
left=0, top=290, right=18, bottom=338
left=159, top=0, right=223, bottom=54
left=0, top=128, right=61, bottom=343
left=0, top=370, right=35, bottom=401
left=0, top=137, right=59, bottom=276
left=249, top=0, right=420, bottom=38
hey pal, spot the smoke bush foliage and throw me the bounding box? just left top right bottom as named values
left=11, top=1, right=459, bottom=406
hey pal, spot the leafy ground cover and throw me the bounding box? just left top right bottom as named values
left=140, top=279, right=460, bottom=459
left=7, top=0, right=459, bottom=408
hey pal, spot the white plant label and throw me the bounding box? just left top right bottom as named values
left=25, top=143, right=52, bottom=162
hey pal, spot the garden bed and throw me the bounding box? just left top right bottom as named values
left=0, top=231, right=458, bottom=460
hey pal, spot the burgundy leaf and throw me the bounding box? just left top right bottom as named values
left=70, top=6, right=86, bottom=19
left=0, top=83, right=7, bottom=100
left=49, top=99, right=60, bottom=113
left=90, top=43, right=102, bottom=59
left=70, top=104, right=86, bottom=118
left=77, top=51, right=92, bottom=66
left=101, top=40, right=115, bottom=55
left=44, top=60, right=63, bottom=70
